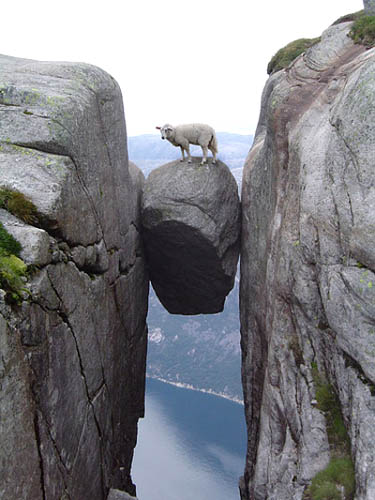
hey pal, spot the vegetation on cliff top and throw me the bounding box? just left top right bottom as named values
left=332, top=9, right=375, bottom=47
left=349, top=12, right=375, bottom=47
left=267, top=9, right=375, bottom=76
left=332, top=10, right=364, bottom=26
left=267, top=37, right=321, bottom=75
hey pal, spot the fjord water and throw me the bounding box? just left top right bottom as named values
left=132, top=378, right=246, bottom=500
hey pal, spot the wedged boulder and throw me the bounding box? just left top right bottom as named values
left=141, top=158, right=240, bottom=314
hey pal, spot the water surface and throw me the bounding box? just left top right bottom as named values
left=132, top=378, right=246, bottom=500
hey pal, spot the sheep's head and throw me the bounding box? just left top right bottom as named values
left=156, top=124, right=174, bottom=140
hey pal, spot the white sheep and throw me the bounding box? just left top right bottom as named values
left=156, top=123, right=218, bottom=165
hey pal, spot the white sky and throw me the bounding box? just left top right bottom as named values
left=1, top=0, right=364, bottom=137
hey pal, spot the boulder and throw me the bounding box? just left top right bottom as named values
left=141, top=158, right=240, bottom=314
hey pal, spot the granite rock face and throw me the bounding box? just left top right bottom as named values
left=141, top=158, right=240, bottom=314
left=240, top=23, right=375, bottom=500
left=0, top=55, right=148, bottom=499
left=364, top=0, right=375, bottom=14
left=107, top=489, right=138, bottom=500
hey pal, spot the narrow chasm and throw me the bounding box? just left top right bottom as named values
left=129, top=134, right=250, bottom=499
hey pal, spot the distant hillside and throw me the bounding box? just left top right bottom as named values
left=147, top=276, right=242, bottom=401
left=131, top=131, right=250, bottom=401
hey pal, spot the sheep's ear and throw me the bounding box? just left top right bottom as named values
left=156, top=126, right=161, bottom=130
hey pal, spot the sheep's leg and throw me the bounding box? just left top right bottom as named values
left=180, top=147, right=185, bottom=162
left=209, top=146, right=217, bottom=164
left=179, top=140, right=192, bottom=163
left=200, top=146, right=208, bottom=165
left=186, top=145, right=192, bottom=163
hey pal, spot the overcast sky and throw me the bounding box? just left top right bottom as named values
left=1, top=0, right=364, bottom=137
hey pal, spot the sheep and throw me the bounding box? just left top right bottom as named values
left=156, top=123, right=218, bottom=165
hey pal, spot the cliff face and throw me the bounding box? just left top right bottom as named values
left=240, top=22, right=375, bottom=500
left=0, top=55, right=148, bottom=499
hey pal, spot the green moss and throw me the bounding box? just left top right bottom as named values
left=0, top=189, right=36, bottom=304
left=0, top=224, right=29, bottom=305
left=0, top=188, right=39, bottom=225
left=349, top=12, right=375, bottom=47
left=311, top=364, right=351, bottom=452
left=0, top=222, right=21, bottom=256
left=306, top=364, right=355, bottom=499
left=0, top=251, right=29, bottom=305
left=332, top=10, right=364, bottom=26
left=307, top=480, right=341, bottom=500
left=267, top=37, right=321, bottom=75
left=7, top=192, right=38, bottom=225
left=307, top=458, right=355, bottom=500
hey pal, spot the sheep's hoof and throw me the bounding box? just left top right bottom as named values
left=188, top=159, right=192, bottom=163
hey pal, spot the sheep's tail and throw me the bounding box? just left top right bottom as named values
left=209, top=132, right=218, bottom=153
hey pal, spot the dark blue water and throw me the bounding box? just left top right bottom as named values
left=132, top=378, right=247, bottom=500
